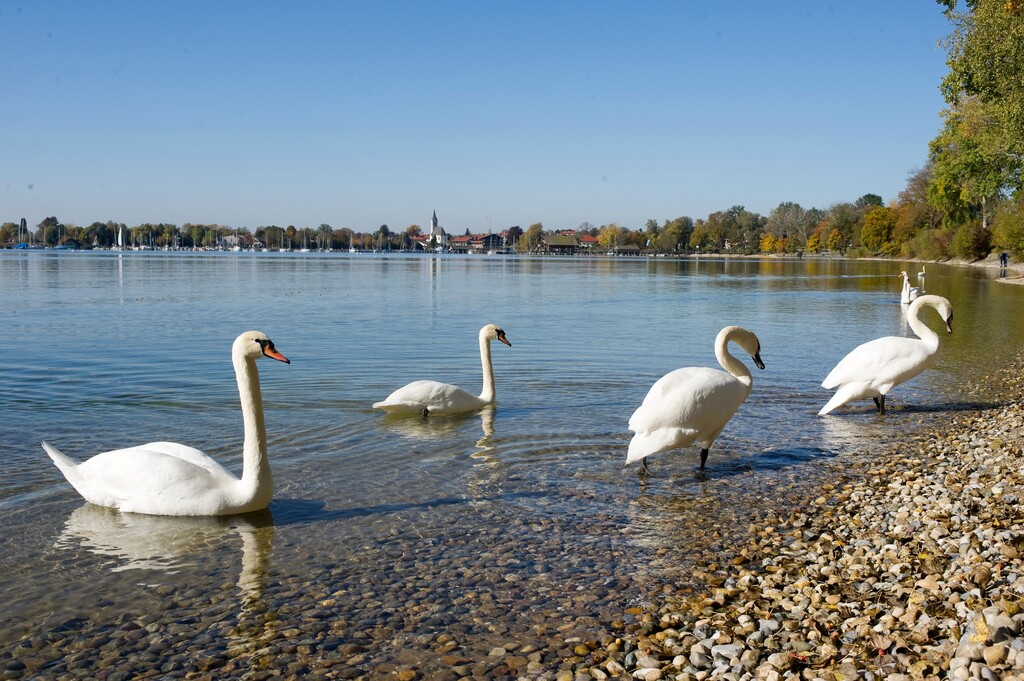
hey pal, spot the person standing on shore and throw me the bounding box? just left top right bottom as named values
left=1000, top=252, right=1009, bottom=268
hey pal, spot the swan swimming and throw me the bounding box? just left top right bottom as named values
left=818, top=295, right=953, bottom=416
left=373, top=324, right=511, bottom=416
left=626, top=326, right=764, bottom=472
left=42, top=331, right=290, bottom=516
left=900, top=270, right=920, bottom=304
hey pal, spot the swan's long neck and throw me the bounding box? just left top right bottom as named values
left=478, top=336, right=496, bottom=404
left=907, top=299, right=940, bottom=348
left=715, top=331, right=752, bottom=385
left=235, top=353, right=272, bottom=501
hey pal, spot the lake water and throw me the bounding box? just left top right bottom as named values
left=1, top=251, right=1021, bottom=676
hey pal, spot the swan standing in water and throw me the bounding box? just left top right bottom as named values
left=373, top=324, right=511, bottom=416
left=626, top=326, right=764, bottom=472
left=42, top=331, right=290, bottom=516
left=900, top=270, right=920, bottom=304
left=818, top=295, right=953, bottom=416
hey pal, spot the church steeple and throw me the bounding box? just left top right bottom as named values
left=427, top=210, right=448, bottom=249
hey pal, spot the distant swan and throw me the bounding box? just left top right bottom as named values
left=373, top=324, right=511, bottom=416
left=900, top=271, right=920, bottom=304
left=917, top=265, right=926, bottom=283
left=43, top=331, right=290, bottom=516
left=627, top=326, right=764, bottom=472
left=818, top=295, right=953, bottom=416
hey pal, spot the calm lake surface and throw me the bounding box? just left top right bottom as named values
left=1, top=251, right=1021, bottom=675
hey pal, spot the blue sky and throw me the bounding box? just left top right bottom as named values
left=2, top=2, right=952, bottom=234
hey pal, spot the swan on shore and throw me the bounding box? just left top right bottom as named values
left=900, top=270, right=920, bottom=304
left=818, top=295, right=953, bottom=416
left=42, top=331, right=290, bottom=516
left=373, top=324, right=511, bottom=416
left=626, top=326, right=764, bottom=472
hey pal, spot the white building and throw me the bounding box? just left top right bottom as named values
left=426, top=210, right=449, bottom=249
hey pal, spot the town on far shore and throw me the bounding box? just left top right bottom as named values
left=5, top=185, right=1024, bottom=264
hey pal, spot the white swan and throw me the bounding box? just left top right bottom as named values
left=818, top=295, right=953, bottom=416
left=627, top=326, right=764, bottom=471
left=900, top=271, right=920, bottom=304
left=917, top=265, right=926, bottom=283
left=42, top=331, right=290, bottom=516
left=372, top=324, right=511, bottom=416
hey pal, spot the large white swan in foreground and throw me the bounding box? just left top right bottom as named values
left=626, top=326, right=764, bottom=472
left=818, top=295, right=953, bottom=416
left=43, top=331, right=290, bottom=516
left=373, top=324, right=511, bottom=416
left=900, top=270, right=920, bottom=304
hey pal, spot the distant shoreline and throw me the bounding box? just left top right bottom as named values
left=4, top=245, right=1024, bottom=283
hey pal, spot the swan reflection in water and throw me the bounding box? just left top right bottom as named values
left=55, top=504, right=274, bottom=606
left=379, top=406, right=500, bottom=496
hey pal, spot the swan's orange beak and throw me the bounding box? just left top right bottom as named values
left=262, top=343, right=291, bottom=364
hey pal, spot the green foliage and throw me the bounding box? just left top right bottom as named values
left=904, top=228, right=954, bottom=260
left=951, top=221, right=992, bottom=259
left=992, top=198, right=1024, bottom=257
left=932, top=0, right=1024, bottom=230
left=941, top=0, right=1024, bottom=158
left=855, top=194, right=884, bottom=209
left=859, top=206, right=896, bottom=252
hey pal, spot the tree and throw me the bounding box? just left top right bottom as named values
left=318, top=223, right=333, bottom=250
left=657, top=216, right=692, bottom=252
left=520, top=223, right=543, bottom=252
left=336, top=227, right=354, bottom=249
left=689, top=220, right=711, bottom=250
left=940, top=0, right=1024, bottom=162
left=597, top=223, right=623, bottom=250
left=505, top=225, right=523, bottom=250
left=993, top=196, right=1024, bottom=257
left=644, top=219, right=660, bottom=249
left=860, top=206, right=896, bottom=252
left=929, top=98, right=1016, bottom=228
left=826, top=228, right=845, bottom=252
left=766, top=202, right=811, bottom=250
left=37, top=216, right=61, bottom=246
left=0, top=222, right=17, bottom=245
left=823, top=202, right=860, bottom=249
left=855, top=194, right=884, bottom=210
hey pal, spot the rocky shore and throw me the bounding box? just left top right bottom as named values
left=601, top=357, right=1024, bottom=681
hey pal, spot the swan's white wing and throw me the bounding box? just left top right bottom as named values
left=373, top=379, right=484, bottom=415
left=71, top=444, right=237, bottom=513
left=822, top=337, right=932, bottom=390
left=627, top=367, right=749, bottom=462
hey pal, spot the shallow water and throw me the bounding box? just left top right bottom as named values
left=1, top=251, right=1021, bottom=674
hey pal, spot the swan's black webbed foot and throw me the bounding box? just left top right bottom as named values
left=873, top=396, right=886, bottom=415
left=699, top=448, right=710, bottom=469
left=639, top=458, right=650, bottom=477
left=421, top=407, right=430, bottom=418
